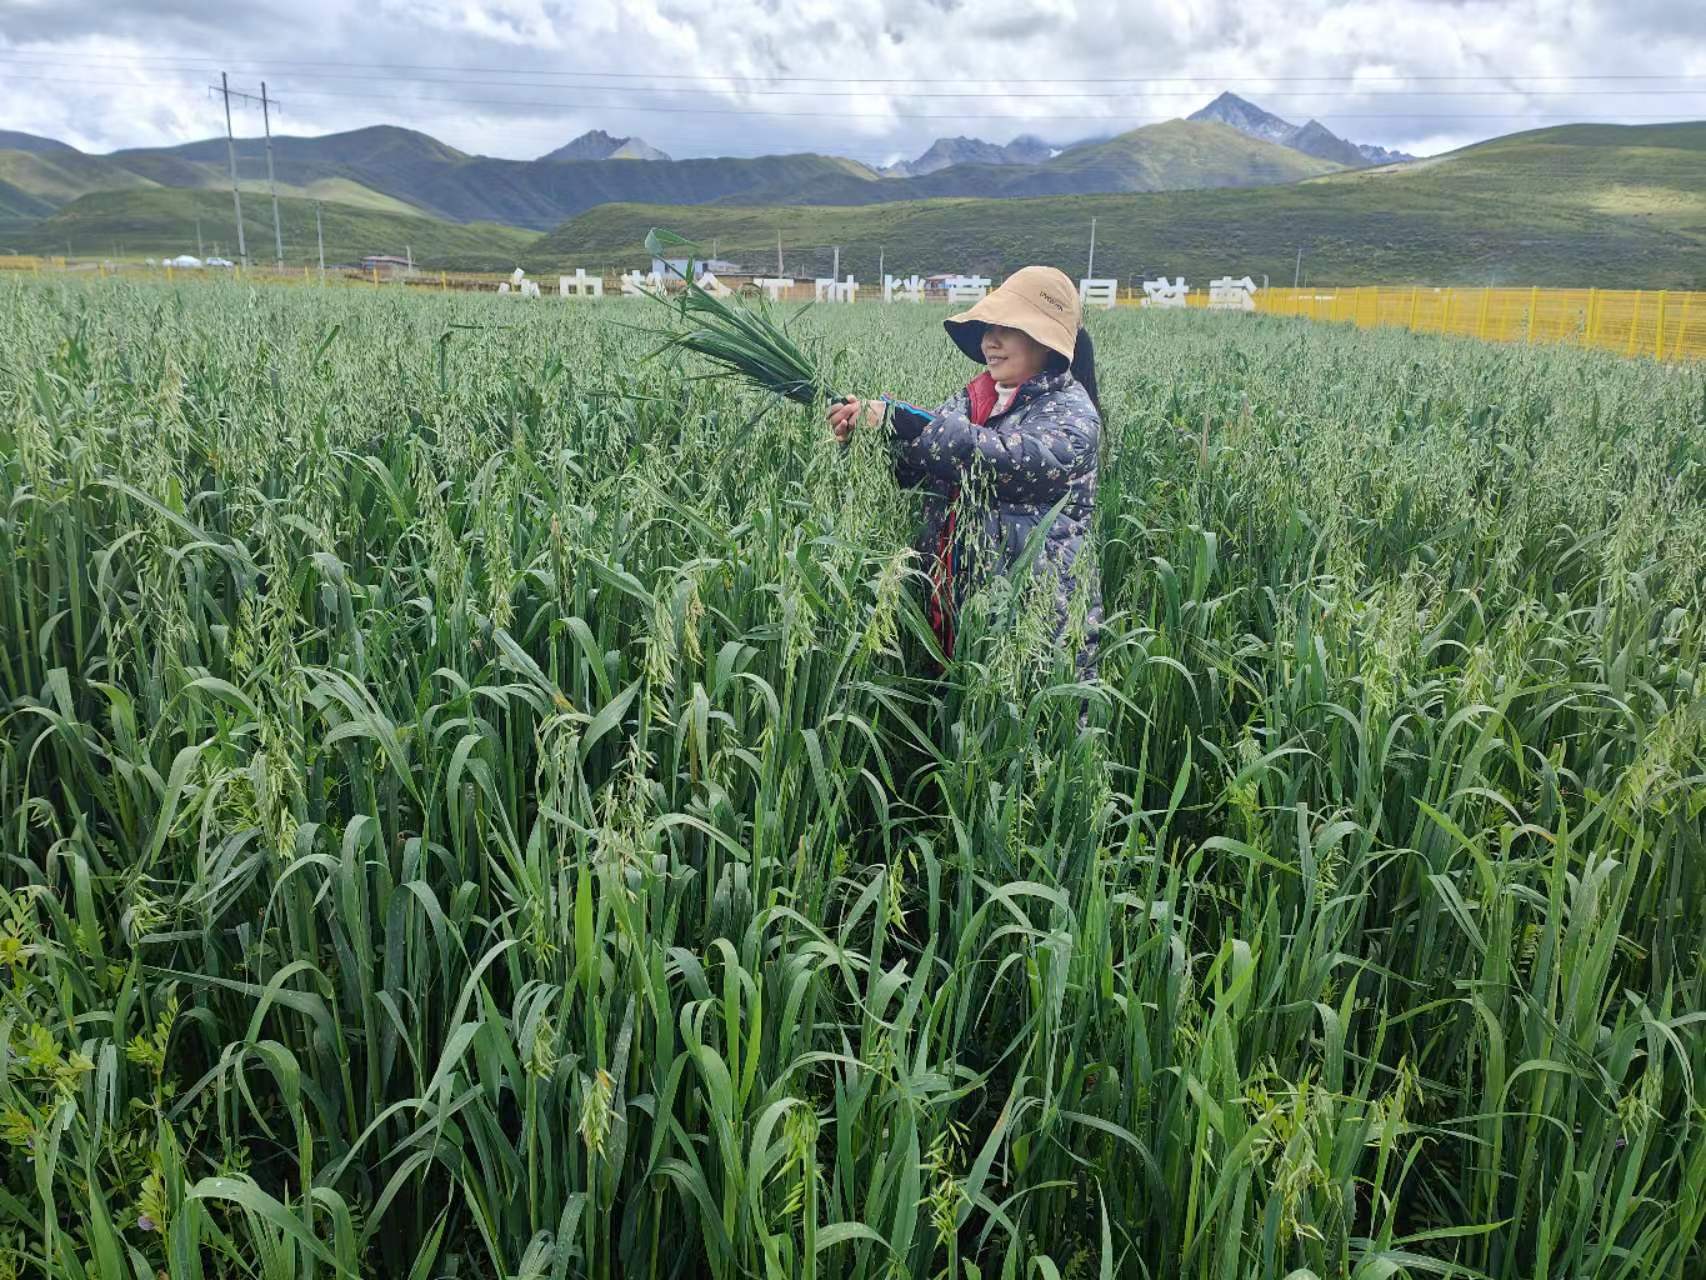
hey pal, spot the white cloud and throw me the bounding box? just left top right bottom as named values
left=0, top=0, right=1700, bottom=163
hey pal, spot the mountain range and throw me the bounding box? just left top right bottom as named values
left=538, top=130, right=672, bottom=163
left=1189, top=92, right=1417, bottom=167
left=883, top=135, right=1059, bottom=177
left=8, top=118, right=1699, bottom=292
left=0, top=94, right=1407, bottom=233
left=527, top=122, right=1706, bottom=289
left=10, top=98, right=1698, bottom=292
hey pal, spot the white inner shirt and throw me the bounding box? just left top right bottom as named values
left=992, top=381, right=1019, bottom=416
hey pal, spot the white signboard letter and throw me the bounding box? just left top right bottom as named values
left=944, top=274, right=991, bottom=305
left=560, top=268, right=604, bottom=298
left=814, top=275, right=858, bottom=303
left=620, top=270, right=665, bottom=298
left=1141, top=276, right=1189, bottom=309
left=1079, top=278, right=1118, bottom=310
left=884, top=274, right=923, bottom=303
left=1208, top=275, right=1258, bottom=311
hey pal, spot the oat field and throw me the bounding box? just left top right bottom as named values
left=1, top=279, right=1702, bottom=1279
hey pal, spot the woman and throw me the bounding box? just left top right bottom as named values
left=828, top=265, right=1103, bottom=677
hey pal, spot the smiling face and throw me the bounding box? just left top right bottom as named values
left=980, top=323, right=1052, bottom=385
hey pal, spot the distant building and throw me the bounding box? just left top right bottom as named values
left=361, top=254, right=413, bottom=276
left=652, top=257, right=744, bottom=280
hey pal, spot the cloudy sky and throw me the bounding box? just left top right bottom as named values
left=1, top=0, right=1702, bottom=164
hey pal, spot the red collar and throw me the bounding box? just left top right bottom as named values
left=966, top=369, right=1055, bottom=425
left=966, top=371, right=999, bottom=425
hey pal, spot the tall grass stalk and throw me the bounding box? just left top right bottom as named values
left=0, top=277, right=1700, bottom=1279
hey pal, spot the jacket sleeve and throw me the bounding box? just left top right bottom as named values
left=886, top=394, right=962, bottom=493
left=889, top=388, right=1099, bottom=498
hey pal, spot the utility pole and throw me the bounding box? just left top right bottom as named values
left=260, top=81, right=284, bottom=268
left=776, top=229, right=783, bottom=275
left=315, top=201, right=325, bottom=281
left=1087, top=217, right=1096, bottom=279
left=878, top=245, right=884, bottom=282
left=405, top=244, right=413, bottom=272
left=219, top=72, right=248, bottom=267
left=832, top=245, right=840, bottom=281
left=1294, top=246, right=1303, bottom=288
left=195, top=216, right=203, bottom=258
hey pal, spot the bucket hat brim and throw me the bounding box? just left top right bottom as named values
left=943, top=265, right=1081, bottom=364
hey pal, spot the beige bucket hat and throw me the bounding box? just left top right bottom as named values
left=944, top=265, right=1081, bottom=364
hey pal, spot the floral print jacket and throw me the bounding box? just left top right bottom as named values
left=885, top=367, right=1102, bottom=675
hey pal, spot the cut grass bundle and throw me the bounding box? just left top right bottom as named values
left=640, top=226, right=832, bottom=406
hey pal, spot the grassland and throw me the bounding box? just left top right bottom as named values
left=0, top=149, right=157, bottom=210
left=10, top=186, right=536, bottom=266
left=8, top=121, right=1701, bottom=286
left=0, top=279, right=1702, bottom=1279
left=531, top=122, right=1706, bottom=287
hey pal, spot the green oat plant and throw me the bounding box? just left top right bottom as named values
left=0, top=276, right=1701, bottom=1280
left=638, top=227, right=831, bottom=407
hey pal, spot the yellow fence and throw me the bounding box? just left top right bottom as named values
left=1252, top=286, right=1705, bottom=361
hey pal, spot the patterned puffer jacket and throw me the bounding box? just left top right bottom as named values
left=884, top=367, right=1102, bottom=676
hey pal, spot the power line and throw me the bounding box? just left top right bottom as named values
left=1, top=51, right=1703, bottom=85
left=4, top=61, right=1706, bottom=98
left=3, top=75, right=1699, bottom=122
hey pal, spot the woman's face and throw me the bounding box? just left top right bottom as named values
left=980, top=324, right=1050, bottom=384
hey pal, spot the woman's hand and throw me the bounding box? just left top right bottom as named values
left=828, top=397, right=883, bottom=443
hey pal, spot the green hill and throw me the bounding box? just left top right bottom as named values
left=103, top=126, right=883, bottom=228
left=13, top=188, right=535, bottom=268
left=528, top=122, right=1706, bottom=288
left=1006, top=120, right=1341, bottom=191
left=0, top=130, right=75, bottom=155
left=724, top=120, right=1341, bottom=206
left=88, top=121, right=1335, bottom=229
left=416, top=152, right=881, bottom=227
left=8, top=118, right=1700, bottom=284
left=101, top=149, right=231, bottom=189
left=0, top=177, right=54, bottom=221
left=0, top=149, right=158, bottom=207
left=108, top=125, right=472, bottom=210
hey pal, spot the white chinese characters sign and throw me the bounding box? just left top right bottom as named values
left=1078, top=278, right=1118, bottom=310
left=884, top=274, right=923, bottom=303
left=814, top=276, right=858, bottom=303
left=944, top=275, right=991, bottom=305
left=620, top=270, right=665, bottom=298
left=1209, top=276, right=1258, bottom=311
left=559, top=269, right=604, bottom=298
left=1141, top=277, right=1189, bottom=308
